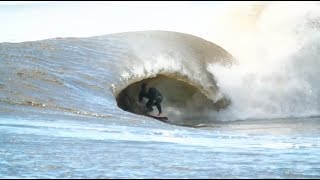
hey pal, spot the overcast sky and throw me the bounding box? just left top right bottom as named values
left=0, top=1, right=229, bottom=43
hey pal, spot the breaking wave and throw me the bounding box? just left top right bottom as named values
left=0, top=31, right=234, bottom=126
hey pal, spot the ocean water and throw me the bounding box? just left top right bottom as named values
left=1, top=114, right=319, bottom=178
left=1, top=2, right=320, bottom=178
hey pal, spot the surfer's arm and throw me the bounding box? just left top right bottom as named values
left=139, top=91, right=145, bottom=103
left=139, top=92, right=143, bottom=102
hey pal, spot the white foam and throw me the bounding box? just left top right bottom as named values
left=205, top=2, right=320, bottom=121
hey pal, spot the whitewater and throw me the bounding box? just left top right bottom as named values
left=1, top=2, right=319, bottom=178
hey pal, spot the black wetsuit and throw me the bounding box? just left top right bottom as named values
left=139, top=87, right=163, bottom=114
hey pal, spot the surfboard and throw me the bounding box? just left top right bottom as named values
left=145, top=112, right=168, bottom=122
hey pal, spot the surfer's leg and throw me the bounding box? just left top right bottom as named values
left=146, top=100, right=154, bottom=112
left=155, top=96, right=163, bottom=114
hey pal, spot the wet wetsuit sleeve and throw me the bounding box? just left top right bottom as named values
left=139, top=91, right=143, bottom=102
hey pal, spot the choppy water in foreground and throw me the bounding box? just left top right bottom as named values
left=1, top=113, right=319, bottom=178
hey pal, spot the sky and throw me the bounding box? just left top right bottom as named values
left=0, top=1, right=229, bottom=43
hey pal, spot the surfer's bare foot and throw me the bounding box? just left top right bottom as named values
left=157, top=113, right=162, bottom=116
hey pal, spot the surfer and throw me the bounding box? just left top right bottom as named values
left=139, top=83, right=163, bottom=116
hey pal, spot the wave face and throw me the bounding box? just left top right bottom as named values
left=205, top=1, right=320, bottom=121
left=0, top=31, right=233, bottom=126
